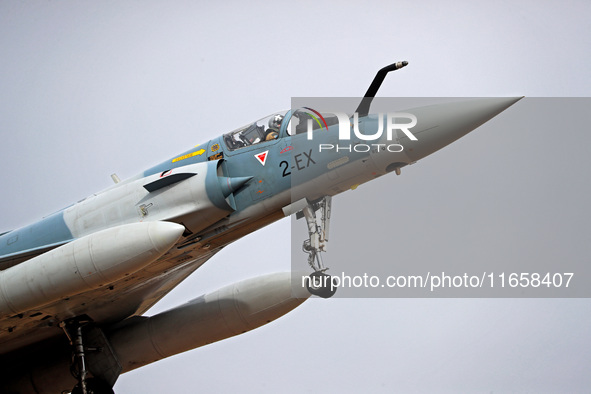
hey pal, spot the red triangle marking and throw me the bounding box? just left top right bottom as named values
left=255, top=150, right=269, bottom=166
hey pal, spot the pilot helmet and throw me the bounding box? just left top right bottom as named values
left=268, top=114, right=284, bottom=131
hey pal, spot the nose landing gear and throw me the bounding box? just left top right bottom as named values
left=304, top=269, right=337, bottom=299
left=299, top=196, right=337, bottom=298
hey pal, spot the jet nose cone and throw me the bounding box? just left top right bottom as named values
left=218, top=176, right=253, bottom=197
left=402, top=97, right=523, bottom=162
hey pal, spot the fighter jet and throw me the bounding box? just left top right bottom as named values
left=0, top=62, right=521, bottom=393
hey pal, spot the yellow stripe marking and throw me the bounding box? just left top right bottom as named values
left=172, top=149, right=206, bottom=163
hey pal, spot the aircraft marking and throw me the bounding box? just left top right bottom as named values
left=172, top=149, right=206, bottom=163
left=254, top=150, right=269, bottom=166
left=208, top=152, right=223, bottom=161
left=279, top=149, right=316, bottom=177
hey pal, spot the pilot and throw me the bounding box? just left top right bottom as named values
left=265, top=114, right=283, bottom=141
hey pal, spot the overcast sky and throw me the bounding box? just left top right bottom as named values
left=1, top=1, right=590, bottom=393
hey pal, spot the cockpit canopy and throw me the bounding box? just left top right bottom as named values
left=222, top=109, right=340, bottom=151
left=285, top=108, right=340, bottom=136
left=223, top=111, right=287, bottom=151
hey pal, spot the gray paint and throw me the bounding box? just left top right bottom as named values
left=1, top=1, right=589, bottom=393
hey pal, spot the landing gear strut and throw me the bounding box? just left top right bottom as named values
left=60, top=317, right=116, bottom=394
left=300, top=196, right=337, bottom=298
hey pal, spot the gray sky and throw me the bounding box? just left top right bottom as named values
left=1, top=1, right=590, bottom=393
